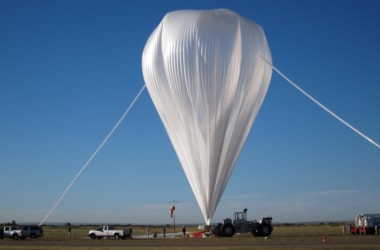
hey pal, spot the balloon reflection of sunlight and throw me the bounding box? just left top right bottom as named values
left=142, top=9, right=272, bottom=225
left=39, top=85, right=146, bottom=226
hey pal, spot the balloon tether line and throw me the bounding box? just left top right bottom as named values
left=261, top=57, right=380, bottom=150
left=39, top=85, right=147, bottom=226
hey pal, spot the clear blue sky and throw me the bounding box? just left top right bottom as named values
left=1, top=0, right=379, bottom=225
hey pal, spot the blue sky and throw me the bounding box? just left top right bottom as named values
left=1, top=0, right=379, bottom=225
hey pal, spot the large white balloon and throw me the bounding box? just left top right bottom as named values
left=142, top=9, right=272, bottom=225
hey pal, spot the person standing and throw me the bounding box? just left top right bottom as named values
left=67, top=222, right=71, bottom=238
left=182, top=226, right=186, bottom=238
left=128, top=225, right=133, bottom=237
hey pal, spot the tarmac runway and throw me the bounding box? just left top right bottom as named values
left=1, top=236, right=380, bottom=249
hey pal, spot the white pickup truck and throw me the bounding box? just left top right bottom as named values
left=0, top=226, right=23, bottom=240
left=88, top=225, right=132, bottom=240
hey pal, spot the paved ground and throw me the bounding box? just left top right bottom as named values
left=1, top=236, right=380, bottom=248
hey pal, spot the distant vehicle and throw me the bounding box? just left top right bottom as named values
left=0, top=226, right=23, bottom=240
left=88, top=225, right=132, bottom=240
left=213, top=209, right=273, bottom=237
left=20, top=225, right=43, bottom=239
left=350, top=213, right=380, bottom=235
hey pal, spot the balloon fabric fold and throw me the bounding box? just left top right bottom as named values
left=142, top=9, right=272, bottom=225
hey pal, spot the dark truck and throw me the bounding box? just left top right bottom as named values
left=214, top=209, right=273, bottom=237
left=20, top=225, right=43, bottom=239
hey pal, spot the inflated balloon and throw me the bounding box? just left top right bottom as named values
left=142, top=9, right=272, bottom=225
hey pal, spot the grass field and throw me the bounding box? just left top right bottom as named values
left=1, top=223, right=380, bottom=249
left=40, top=223, right=342, bottom=238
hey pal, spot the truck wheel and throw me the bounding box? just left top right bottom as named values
left=252, top=223, right=273, bottom=237
left=221, top=223, right=236, bottom=237
left=13, top=234, right=19, bottom=240
left=31, top=233, right=37, bottom=239
left=260, top=224, right=273, bottom=236
left=89, top=233, right=96, bottom=240
left=213, top=223, right=222, bottom=236
left=114, top=233, right=120, bottom=240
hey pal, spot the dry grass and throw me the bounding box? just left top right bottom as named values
left=47, top=223, right=348, bottom=238
left=1, top=223, right=380, bottom=249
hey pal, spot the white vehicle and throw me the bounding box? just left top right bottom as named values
left=88, top=225, right=132, bottom=240
left=350, top=213, right=380, bottom=235
left=0, top=226, right=23, bottom=240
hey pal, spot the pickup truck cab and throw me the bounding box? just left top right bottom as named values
left=89, top=225, right=132, bottom=240
left=0, top=226, right=23, bottom=240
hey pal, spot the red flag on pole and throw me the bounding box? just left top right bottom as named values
left=170, top=206, right=175, bottom=218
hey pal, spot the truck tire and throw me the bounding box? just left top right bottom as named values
left=221, top=223, right=236, bottom=237
left=260, top=223, right=273, bottom=236
left=252, top=223, right=273, bottom=237
left=114, top=233, right=120, bottom=240
left=13, top=233, right=19, bottom=240
left=89, top=233, right=96, bottom=240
